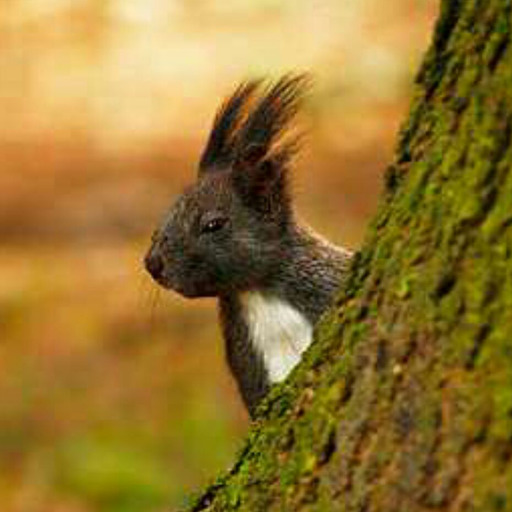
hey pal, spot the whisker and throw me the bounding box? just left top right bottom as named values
left=149, top=287, right=163, bottom=325
left=136, top=269, right=163, bottom=329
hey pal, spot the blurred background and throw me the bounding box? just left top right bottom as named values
left=0, top=1, right=437, bottom=511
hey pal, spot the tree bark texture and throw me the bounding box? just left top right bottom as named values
left=185, top=1, right=512, bottom=510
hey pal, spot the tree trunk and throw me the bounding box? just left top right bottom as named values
left=184, top=1, right=512, bottom=510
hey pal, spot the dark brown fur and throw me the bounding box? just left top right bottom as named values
left=145, top=74, right=352, bottom=417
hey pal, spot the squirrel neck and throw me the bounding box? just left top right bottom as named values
left=270, top=222, right=351, bottom=322
left=217, top=222, right=352, bottom=414
left=230, top=221, right=352, bottom=324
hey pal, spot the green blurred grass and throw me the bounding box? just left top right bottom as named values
left=0, top=245, right=246, bottom=511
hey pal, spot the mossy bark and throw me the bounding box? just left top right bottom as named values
left=184, top=1, right=512, bottom=510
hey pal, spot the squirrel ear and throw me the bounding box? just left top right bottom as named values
left=236, top=143, right=268, bottom=169
left=232, top=147, right=288, bottom=213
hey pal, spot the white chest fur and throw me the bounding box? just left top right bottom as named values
left=241, top=291, right=313, bottom=383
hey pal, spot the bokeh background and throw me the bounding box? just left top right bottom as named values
left=0, top=1, right=437, bottom=511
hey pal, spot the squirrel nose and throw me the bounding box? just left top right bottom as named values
left=144, top=251, right=164, bottom=280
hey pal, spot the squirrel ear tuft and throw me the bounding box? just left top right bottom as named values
left=198, top=80, right=262, bottom=175
left=228, top=73, right=310, bottom=214
left=199, top=73, right=310, bottom=179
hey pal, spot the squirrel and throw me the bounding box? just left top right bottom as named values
left=144, top=74, right=352, bottom=417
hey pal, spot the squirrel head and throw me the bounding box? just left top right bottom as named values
left=144, top=74, right=311, bottom=298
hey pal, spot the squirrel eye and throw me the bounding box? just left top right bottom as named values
left=201, top=217, right=227, bottom=234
